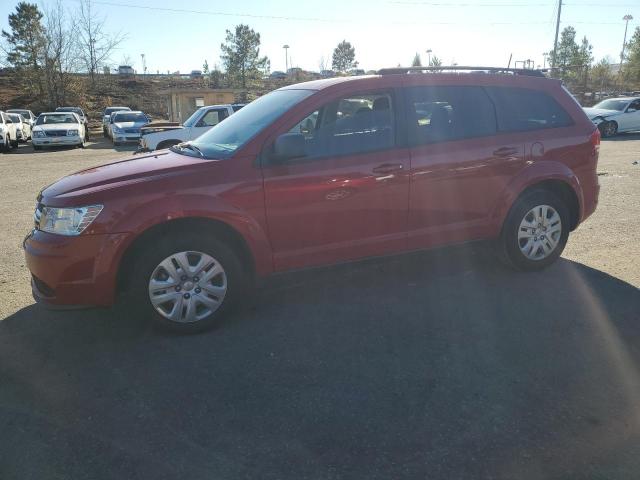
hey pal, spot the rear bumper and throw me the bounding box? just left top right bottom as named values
left=24, top=229, right=129, bottom=307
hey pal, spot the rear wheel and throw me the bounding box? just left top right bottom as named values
left=2, top=136, right=9, bottom=152
left=498, top=189, right=569, bottom=271
left=128, top=233, right=244, bottom=333
left=11, top=136, right=18, bottom=148
left=599, top=120, right=618, bottom=138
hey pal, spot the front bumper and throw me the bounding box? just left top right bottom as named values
left=113, top=133, right=141, bottom=143
left=32, top=136, right=82, bottom=147
left=24, top=229, right=129, bottom=307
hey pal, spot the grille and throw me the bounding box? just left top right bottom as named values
left=45, top=130, right=68, bottom=137
left=124, top=128, right=140, bottom=134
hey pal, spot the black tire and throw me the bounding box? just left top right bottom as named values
left=103, top=129, right=108, bottom=138
left=599, top=120, right=618, bottom=138
left=33, top=145, right=42, bottom=151
left=127, top=233, right=245, bottom=333
left=2, top=137, right=9, bottom=153
left=498, top=189, right=570, bottom=271
left=11, top=137, right=19, bottom=148
left=113, top=141, right=121, bottom=147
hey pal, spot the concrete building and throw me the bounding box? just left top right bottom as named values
left=163, top=88, right=238, bottom=123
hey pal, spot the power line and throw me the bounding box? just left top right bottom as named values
left=71, top=0, right=638, bottom=26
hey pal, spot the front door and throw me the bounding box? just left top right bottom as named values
left=262, top=91, right=411, bottom=271
left=617, top=99, right=640, bottom=132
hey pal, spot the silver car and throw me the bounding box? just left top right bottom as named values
left=109, top=111, right=150, bottom=146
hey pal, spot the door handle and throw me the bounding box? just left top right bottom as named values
left=372, top=163, right=404, bottom=174
left=493, top=147, right=519, bottom=157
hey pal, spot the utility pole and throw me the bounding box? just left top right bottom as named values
left=620, top=15, right=633, bottom=65
left=426, top=48, right=432, bottom=66
left=551, top=0, right=562, bottom=72
left=283, top=44, right=289, bottom=72
left=140, top=53, right=147, bottom=77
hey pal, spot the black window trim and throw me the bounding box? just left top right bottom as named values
left=261, top=87, right=403, bottom=166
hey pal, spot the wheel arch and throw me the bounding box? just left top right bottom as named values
left=156, top=139, right=182, bottom=149
left=116, top=216, right=259, bottom=294
left=492, top=161, right=583, bottom=233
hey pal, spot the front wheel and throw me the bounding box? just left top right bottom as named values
left=498, top=189, right=570, bottom=271
left=128, top=233, right=244, bottom=333
left=599, top=120, right=618, bottom=138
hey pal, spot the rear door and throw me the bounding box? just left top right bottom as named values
left=262, top=90, right=411, bottom=271
left=405, top=85, right=525, bottom=250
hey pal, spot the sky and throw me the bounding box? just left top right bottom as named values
left=1, top=0, right=638, bottom=73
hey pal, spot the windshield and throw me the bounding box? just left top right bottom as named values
left=36, top=114, right=77, bottom=125
left=593, top=99, right=629, bottom=111
left=8, top=110, right=29, bottom=117
left=113, top=113, right=148, bottom=123
left=183, top=109, right=205, bottom=128
left=56, top=107, right=83, bottom=116
left=8, top=114, right=21, bottom=123
left=188, top=89, right=313, bottom=159
left=104, top=107, right=130, bottom=116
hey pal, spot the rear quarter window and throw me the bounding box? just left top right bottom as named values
left=485, top=87, right=574, bottom=133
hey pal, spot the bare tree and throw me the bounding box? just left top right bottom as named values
left=77, top=0, right=124, bottom=84
left=318, top=56, right=328, bottom=72
left=42, top=1, right=80, bottom=107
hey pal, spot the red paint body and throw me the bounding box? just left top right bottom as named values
left=24, top=73, right=600, bottom=307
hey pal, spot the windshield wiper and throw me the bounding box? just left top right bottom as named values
left=172, top=142, right=204, bottom=158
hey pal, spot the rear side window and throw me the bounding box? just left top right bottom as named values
left=405, top=86, right=497, bottom=146
left=485, top=87, right=574, bottom=133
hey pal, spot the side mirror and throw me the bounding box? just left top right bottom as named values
left=627, top=108, right=637, bottom=113
left=272, top=133, right=306, bottom=162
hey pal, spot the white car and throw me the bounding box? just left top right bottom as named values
left=0, top=111, right=19, bottom=152
left=31, top=112, right=86, bottom=150
left=138, top=104, right=235, bottom=152
left=8, top=113, right=31, bottom=142
left=102, top=106, right=131, bottom=137
left=7, top=109, right=37, bottom=130
left=109, top=111, right=150, bottom=146
left=583, top=97, right=640, bottom=137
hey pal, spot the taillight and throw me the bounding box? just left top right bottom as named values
left=590, top=128, right=601, bottom=151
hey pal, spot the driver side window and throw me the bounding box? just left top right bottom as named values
left=287, top=92, right=395, bottom=159
left=628, top=100, right=640, bottom=112
left=197, top=109, right=228, bottom=127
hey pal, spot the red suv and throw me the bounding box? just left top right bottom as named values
left=24, top=67, right=600, bottom=332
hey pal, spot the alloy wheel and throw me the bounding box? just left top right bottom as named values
left=517, top=204, right=562, bottom=261
left=148, top=251, right=227, bottom=323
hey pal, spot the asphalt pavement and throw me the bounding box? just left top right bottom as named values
left=2, top=246, right=640, bottom=479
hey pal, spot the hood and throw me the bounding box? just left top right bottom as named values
left=34, top=123, right=80, bottom=131
left=41, top=149, right=213, bottom=202
left=583, top=107, right=620, bottom=119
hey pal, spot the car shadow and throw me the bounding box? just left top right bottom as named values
left=2, top=246, right=640, bottom=479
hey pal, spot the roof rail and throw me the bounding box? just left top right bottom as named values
left=377, top=66, right=547, bottom=78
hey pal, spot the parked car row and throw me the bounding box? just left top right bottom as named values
left=137, top=103, right=244, bottom=152
left=1, top=109, right=37, bottom=151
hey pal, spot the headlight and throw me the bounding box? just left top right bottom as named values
left=112, top=126, right=123, bottom=134
left=67, top=129, right=79, bottom=136
left=33, top=130, right=46, bottom=137
left=39, top=205, right=103, bottom=236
